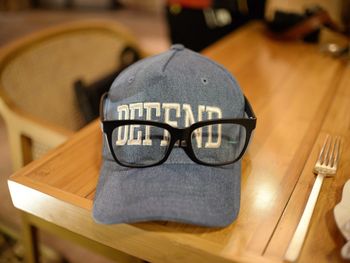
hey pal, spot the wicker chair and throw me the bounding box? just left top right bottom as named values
left=0, top=19, right=144, bottom=171
left=0, top=19, right=147, bottom=263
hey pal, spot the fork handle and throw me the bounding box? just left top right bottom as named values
left=284, top=173, right=325, bottom=262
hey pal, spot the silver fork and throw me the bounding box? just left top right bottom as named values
left=285, top=135, right=341, bottom=262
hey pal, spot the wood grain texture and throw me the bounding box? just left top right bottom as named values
left=8, top=22, right=350, bottom=262
left=265, top=62, right=350, bottom=262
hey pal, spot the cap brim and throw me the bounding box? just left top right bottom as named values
left=93, top=159, right=241, bottom=227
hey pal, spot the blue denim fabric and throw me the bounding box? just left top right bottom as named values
left=93, top=44, right=245, bottom=227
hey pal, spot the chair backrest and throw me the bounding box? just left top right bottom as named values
left=0, top=19, right=142, bottom=132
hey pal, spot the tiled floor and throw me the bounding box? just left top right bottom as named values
left=0, top=7, right=169, bottom=263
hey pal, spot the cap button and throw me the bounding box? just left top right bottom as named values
left=171, top=44, right=185, bottom=51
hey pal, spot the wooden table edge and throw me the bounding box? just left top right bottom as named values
left=8, top=176, right=282, bottom=263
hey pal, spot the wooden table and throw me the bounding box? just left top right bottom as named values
left=8, top=22, right=350, bottom=263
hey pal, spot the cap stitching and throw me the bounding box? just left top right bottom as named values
left=162, top=50, right=178, bottom=73
left=110, top=52, right=166, bottom=98
left=190, top=51, right=245, bottom=106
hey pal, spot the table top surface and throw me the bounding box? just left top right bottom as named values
left=8, top=22, right=350, bottom=263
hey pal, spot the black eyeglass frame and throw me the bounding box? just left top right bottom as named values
left=100, top=93, right=257, bottom=168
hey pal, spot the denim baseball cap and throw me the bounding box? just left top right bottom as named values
left=93, top=44, right=252, bottom=227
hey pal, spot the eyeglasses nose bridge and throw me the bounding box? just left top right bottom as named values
left=172, top=128, right=189, bottom=148
left=177, top=140, right=187, bottom=147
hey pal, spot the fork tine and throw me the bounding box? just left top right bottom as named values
left=318, top=135, right=330, bottom=165
left=332, top=136, right=341, bottom=168
left=328, top=136, right=336, bottom=167
left=325, top=136, right=333, bottom=166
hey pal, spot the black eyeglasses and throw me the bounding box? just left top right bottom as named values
left=100, top=93, right=256, bottom=168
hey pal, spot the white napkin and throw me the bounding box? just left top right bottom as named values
left=334, top=180, right=350, bottom=260
left=342, top=240, right=350, bottom=260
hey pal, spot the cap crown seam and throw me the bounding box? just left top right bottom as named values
left=190, top=51, right=244, bottom=106
left=162, top=49, right=178, bottom=73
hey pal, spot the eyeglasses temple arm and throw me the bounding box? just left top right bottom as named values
left=100, top=92, right=108, bottom=122
left=244, top=95, right=257, bottom=120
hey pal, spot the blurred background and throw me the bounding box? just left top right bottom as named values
left=0, top=1, right=169, bottom=262
left=0, top=0, right=348, bottom=262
